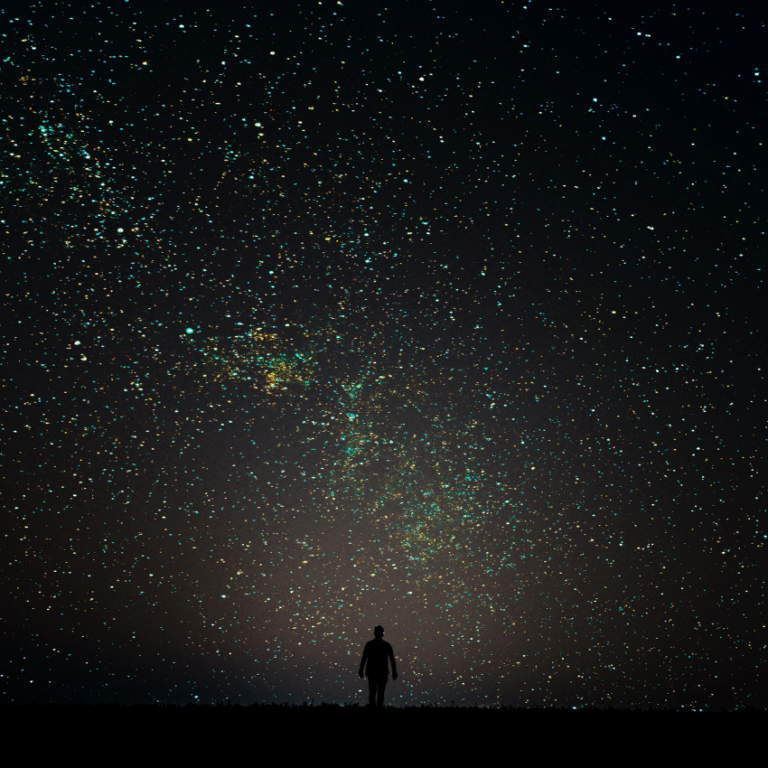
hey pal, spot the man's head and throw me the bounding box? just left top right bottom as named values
left=374, top=625, right=384, bottom=637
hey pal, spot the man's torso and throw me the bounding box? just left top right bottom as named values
left=364, top=638, right=393, bottom=677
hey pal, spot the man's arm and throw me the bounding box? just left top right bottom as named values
left=389, top=645, right=397, bottom=680
left=359, top=645, right=367, bottom=677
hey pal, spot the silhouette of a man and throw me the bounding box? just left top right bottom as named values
left=359, top=625, right=397, bottom=708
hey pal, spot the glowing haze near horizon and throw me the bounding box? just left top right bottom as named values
left=2, top=1, right=766, bottom=708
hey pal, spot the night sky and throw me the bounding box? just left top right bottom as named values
left=2, top=1, right=766, bottom=708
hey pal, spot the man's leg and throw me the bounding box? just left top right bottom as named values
left=367, top=675, right=377, bottom=708
left=376, top=676, right=387, bottom=708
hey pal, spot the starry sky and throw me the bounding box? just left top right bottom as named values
left=2, top=1, right=766, bottom=708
